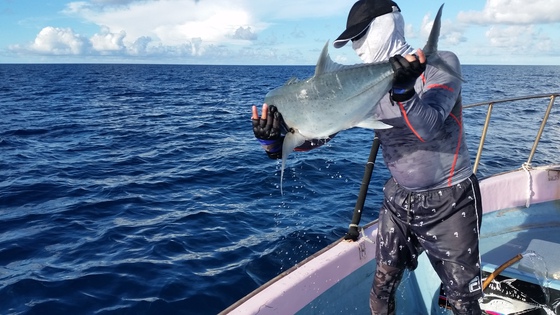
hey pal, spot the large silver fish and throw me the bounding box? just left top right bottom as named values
left=264, top=4, right=458, bottom=193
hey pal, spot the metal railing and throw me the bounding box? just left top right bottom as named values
left=463, top=93, right=560, bottom=174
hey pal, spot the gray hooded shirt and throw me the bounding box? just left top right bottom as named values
left=373, top=50, right=472, bottom=191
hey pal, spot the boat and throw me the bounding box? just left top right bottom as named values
left=221, top=93, right=560, bottom=315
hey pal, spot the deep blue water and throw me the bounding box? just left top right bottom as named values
left=1, top=63, right=559, bottom=315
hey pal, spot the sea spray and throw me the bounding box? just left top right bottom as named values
left=522, top=250, right=554, bottom=314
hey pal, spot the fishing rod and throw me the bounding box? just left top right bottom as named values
left=344, top=135, right=380, bottom=241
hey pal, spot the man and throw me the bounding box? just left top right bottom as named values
left=251, top=1, right=483, bottom=314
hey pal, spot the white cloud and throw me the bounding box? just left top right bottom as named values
left=29, top=26, right=89, bottom=55
left=230, top=27, right=258, bottom=41
left=65, top=0, right=263, bottom=47
left=11, top=26, right=132, bottom=56
left=191, top=37, right=202, bottom=56
left=128, top=36, right=152, bottom=55
left=427, top=0, right=560, bottom=64
left=413, top=12, right=467, bottom=48
left=10, top=0, right=352, bottom=62
left=486, top=25, right=526, bottom=48
left=65, top=0, right=351, bottom=46
left=458, top=0, right=560, bottom=25
left=90, top=26, right=126, bottom=52
left=485, top=25, right=553, bottom=54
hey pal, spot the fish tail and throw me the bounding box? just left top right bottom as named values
left=423, top=4, right=465, bottom=82
left=280, top=131, right=306, bottom=195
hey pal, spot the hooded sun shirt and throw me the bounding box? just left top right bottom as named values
left=351, top=11, right=414, bottom=63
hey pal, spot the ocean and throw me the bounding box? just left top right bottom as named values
left=1, top=63, right=559, bottom=315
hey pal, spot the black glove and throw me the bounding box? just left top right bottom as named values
left=389, top=54, right=426, bottom=102
left=252, top=105, right=283, bottom=140
left=252, top=105, right=284, bottom=159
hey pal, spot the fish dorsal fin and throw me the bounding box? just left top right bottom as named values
left=314, top=41, right=349, bottom=77
left=285, top=77, right=298, bottom=85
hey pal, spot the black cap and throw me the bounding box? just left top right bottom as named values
left=333, top=0, right=400, bottom=48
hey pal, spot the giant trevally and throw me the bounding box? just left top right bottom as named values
left=264, top=4, right=460, bottom=193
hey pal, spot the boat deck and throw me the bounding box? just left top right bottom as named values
left=480, top=199, right=560, bottom=288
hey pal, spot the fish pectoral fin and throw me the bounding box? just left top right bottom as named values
left=356, top=118, right=393, bottom=130
left=280, top=131, right=306, bottom=195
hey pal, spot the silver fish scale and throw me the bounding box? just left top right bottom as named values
left=265, top=62, right=394, bottom=139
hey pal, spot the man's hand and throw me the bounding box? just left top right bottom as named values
left=251, top=103, right=283, bottom=140
left=390, top=49, right=426, bottom=102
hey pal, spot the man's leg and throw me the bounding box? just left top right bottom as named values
left=372, top=179, right=420, bottom=315
left=417, top=174, right=484, bottom=315
left=370, top=263, right=404, bottom=315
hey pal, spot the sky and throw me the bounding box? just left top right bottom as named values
left=1, top=0, right=560, bottom=65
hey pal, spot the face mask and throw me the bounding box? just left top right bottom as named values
left=351, top=11, right=413, bottom=64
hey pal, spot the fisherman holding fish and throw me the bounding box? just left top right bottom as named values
left=251, top=0, right=483, bottom=314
